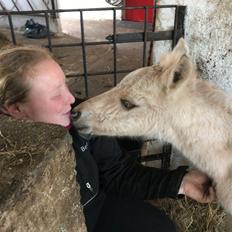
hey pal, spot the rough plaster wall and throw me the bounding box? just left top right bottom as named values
left=155, top=0, right=232, bottom=93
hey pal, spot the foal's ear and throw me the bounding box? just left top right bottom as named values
left=172, top=38, right=189, bottom=57
left=160, top=38, right=194, bottom=90
left=168, top=54, right=192, bottom=89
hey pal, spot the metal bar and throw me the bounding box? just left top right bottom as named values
left=161, top=144, right=172, bottom=169
left=0, top=10, right=48, bottom=18
left=113, top=8, right=117, bottom=86
left=7, top=13, right=16, bottom=45
left=142, top=6, right=148, bottom=67
left=137, top=142, right=172, bottom=167
left=45, top=41, right=111, bottom=48
left=44, top=30, right=173, bottom=50
left=11, top=0, right=20, bottom=11
left=42, top=0, right=50, bottom=10
left=44, top=12, right=52, bottom=52
left=80, top=10, right=89, bottom=97
left=139, top=153, right=166, bottom=162
left=66, top=69, right=134, bottom=78
left=50, top=0, right=57, bottom=18
left=0, top=5, right=178, bottom=15
left=106, top=31, right=173, bottom=43
left=44, top=30, right=173, bottom=48
left=147, top=0, right=158, bottom=66
left=172, top=6, right=178, bottom=48
left=172, top=5, right=186, bottom=48
left=26, top=0, right=34, bottom=11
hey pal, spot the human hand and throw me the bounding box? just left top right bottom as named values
left=178, top=170, right=217, bottom=203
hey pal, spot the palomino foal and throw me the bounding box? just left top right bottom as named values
left=72, top=38, right=232, bottom=214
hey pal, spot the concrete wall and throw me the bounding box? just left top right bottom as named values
left=57, top=0, right=121, bottom=20
left=155, top=0, right=232, bottom=93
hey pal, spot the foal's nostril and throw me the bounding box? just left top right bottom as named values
left=71, top=110, right=81, bottom=120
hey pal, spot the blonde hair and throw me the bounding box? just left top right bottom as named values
left=0, top=45, right=53, bottom=110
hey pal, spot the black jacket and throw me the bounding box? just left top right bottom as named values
left=70, top=126, right=188, bottom=208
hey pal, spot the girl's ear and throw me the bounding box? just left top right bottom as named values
left=4, top=103, right=27, bottom=119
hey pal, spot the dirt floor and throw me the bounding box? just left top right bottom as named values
left=0, top=19, right=150, bottom=99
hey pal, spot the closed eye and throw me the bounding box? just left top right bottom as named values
left=120, top=99, right=137, bottom=110
left=51, top=94, right=61, bottom=100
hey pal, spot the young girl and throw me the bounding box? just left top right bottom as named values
left=0, top=45, right=216, bottom=232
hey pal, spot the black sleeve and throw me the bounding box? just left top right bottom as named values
left=89, top=136, right=188, bottom=200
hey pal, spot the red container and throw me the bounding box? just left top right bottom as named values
left=123, top=0, right=154, bottom=23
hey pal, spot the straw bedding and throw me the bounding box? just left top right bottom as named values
left=151, top=197, right=226, bottom=232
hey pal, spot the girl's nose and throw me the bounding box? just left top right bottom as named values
left=68, top=94, right=75, bottom=106
left=64, top=87, right=75, bottom=105
left=69, top=92, right=75, bottom=105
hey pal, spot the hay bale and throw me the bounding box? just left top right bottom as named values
left=0, top=32, right=10, bottom=48
left=0, top=116, right=86, bottom=231
left=151, top=197, right=226, bottom=232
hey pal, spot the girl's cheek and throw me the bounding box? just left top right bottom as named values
left=48, top=101, right=62, bottom=113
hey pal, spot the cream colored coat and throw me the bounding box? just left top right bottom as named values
left=73, top=39, right=232, bottom=214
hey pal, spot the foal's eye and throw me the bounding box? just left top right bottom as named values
left=173, top=71, right=182, bottom=83
left=120, top=99, right=137, bottom=110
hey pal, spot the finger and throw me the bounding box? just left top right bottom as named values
left=203, top=179, right=213, bottom=197
left=202, top=187, right=217, bottom=203
left=184, top=186, right=206, bottom=203
left=208, top=186, right=217, bottom=202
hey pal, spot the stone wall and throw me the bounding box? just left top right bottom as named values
left=155, top=0, right=232, bottom=93
left=0, top=116, right=86, bottom=232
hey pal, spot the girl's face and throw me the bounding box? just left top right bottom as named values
left=12, top=59, right=75, bottom=127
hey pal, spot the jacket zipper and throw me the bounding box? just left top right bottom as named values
left=82, top=183, right=98, bottom=207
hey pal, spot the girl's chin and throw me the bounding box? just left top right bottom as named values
left=61, top=120, right=71, bottom=127
left=63, top=118, right=72, bottom=127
